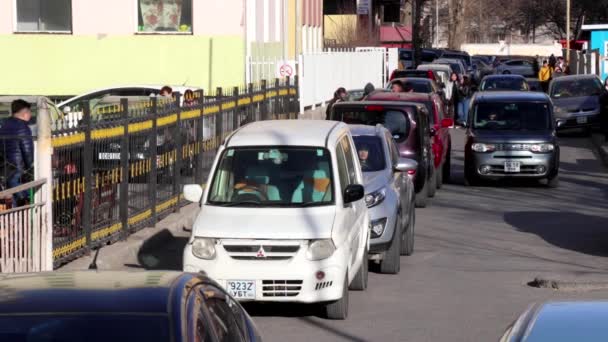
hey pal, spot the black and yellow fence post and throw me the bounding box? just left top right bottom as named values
left=294, top=75, right=300, bottom=118
left=195, top=90, right=205, bottom=185
left=233, top=86, right=239, bottom=131
left=247, top=83, right=254, bottom=123
left=82, top=101, right=93, bottom=253
left=261, top=80, right=268, bottom=120
left=274, top=78, right=280, bottom=119
left=149, top=97, right=158, bottom=224
left=120, top=98, right=129, bottom=239
left=215, top=87, right=223, bottom=144
left=173, top=93, right=182, bottom=212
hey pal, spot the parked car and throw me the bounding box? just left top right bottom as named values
left=464, top=91, right=559, bottom=187
left=479, top=75, right=530, bottom=91
left=495, top=59, right=535, bottom=77
left=501, top=301, right=608, bottom=342
left=440, top=50, right=473, bottom=69
left=549, top=74, right=608, bottom=134
left=473, top=55, right=494, bottom=65
left=398, top=48, right=441, bottom=69
left=416, top=64, right=453, bottom=85
left=0, top=271, right=262, bottom=341
left=471, top=57, right=494, bottom=83
left=432, top=58, right=467, bottom=79
left=182, top=120, right=370, bottom=320
left=389, top=69, right=439, bottom=82
left=350, top=125, right=417, bottom=274
left=331, top=98, right=435, bottom=207
left=526, top=78, right=543, bottom=92
left=366, top=91, right=453, bottom=186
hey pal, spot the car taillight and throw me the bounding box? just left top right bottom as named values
left=427, top=70, right=436, bottom=81
left=407, top=169, right=416, bottom=175
left=365, top=105, right=385, bottom=111
left=389, top=70, right=396, bottom=81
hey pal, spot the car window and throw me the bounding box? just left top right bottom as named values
left=481, top=78, right=528, bottom=91
left=551, top=78, right=603, bottom=98
left=507, top=60, right=523, bottom=66
left=335, top=141, right=350, bottom=193
left=386, top=132, right=399, bottom=165
left=473, top=102, right=551, bottom=131
left=332, top=108, right=411, bottom=143
left=201, top=284, right=248, bottom=342
left=340, top=136, right=358, bottom=185
left=352, top=135, right=386, bottom=172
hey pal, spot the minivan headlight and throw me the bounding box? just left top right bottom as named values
left=192, top=238, right=216, bottom=259
left=471, top=143, right=496, bottom=152
left=529, top=143, right=554, bottom=153
left=306, top=240, right=336, bottom=261
left=365, top=188, right=386, bottom=208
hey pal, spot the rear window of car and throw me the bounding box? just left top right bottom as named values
left=393, top=71, right=427, bottom=79
left=332, top=108, right=411, bottom=143
left=387, top=80, right=433, bottom=93
left=481, top=78, right=528, bottom=91
left=399, top=50, right=413, bottom=60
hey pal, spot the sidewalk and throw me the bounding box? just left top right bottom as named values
left=591, top=133, right=608, bottom=167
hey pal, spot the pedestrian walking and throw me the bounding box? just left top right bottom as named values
left=548, top=54, right=557, bottom=70
left=0, top=100, right=34, bottom=207
left=448, top=72, right=462, bottom=122
left=532, top=56, right=540, bottom=79
left=459, top=76, right=472, bottom=124
left=325, top=87, right=347, bottom=120
left=538, top=60, right=552, bottom=93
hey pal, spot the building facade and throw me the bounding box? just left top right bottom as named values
left=583, top=24, right=608, bottom=81
left=0, top=0, right=323, bottom=97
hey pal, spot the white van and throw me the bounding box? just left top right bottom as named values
left=182, top=120, right=370, bottom=319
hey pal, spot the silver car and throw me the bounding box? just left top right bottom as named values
left=549, top=74, right=608, bottom=134
left=495, top=59, right=535, bottom=77
left=350, top=125, right=417, bottom=274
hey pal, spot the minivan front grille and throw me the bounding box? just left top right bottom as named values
left=222, top=242, right=301, bottom=260
left=262, top=280, right=303, bottom=297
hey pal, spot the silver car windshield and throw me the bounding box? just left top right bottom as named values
left=208, top=147, right=334, bottom=207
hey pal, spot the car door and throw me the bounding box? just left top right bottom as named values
left=385, top=132, right=406, bottom=215
left=335, top=135, right=366, bottom=275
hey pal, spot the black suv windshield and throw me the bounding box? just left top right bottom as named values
left=473, top=102, right=551, bottom=131
left=353, top=136, right=386, bottom=172
left=208, top=147, right=334, bottom=207
left=332, top=108, right=411, bottom=142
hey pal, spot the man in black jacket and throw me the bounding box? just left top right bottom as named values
left=0, top=100, right=34, bottom=206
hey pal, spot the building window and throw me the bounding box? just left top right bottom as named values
left=138, top=0, right=192, bottom=33
left=16, top=0, right=72, bottom=32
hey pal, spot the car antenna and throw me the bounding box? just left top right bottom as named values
left=88, top=248, right=101, bottom=270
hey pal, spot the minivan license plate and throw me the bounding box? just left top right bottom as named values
left=576, top=116, right=587, bottom=124
left=227, top=280, right=255, bottom=299
left=504, top=161, right=521, bottom=173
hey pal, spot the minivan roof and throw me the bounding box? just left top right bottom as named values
left=226, top=120, right=344, bottom=148
left=474, top=91, right=550, bottom=102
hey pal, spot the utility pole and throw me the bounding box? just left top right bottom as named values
left=435, top=0, right=439, bottom=47
left=566, top=0, right=571, bottom=63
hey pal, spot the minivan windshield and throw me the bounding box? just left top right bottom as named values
left=331, top=108, right=411, bottom=142
left=208, top=147, right=334, bottom=207
left=473, top=102, right=551, bottom=131
left=352, top=136, right=386, bottom=172
left=550, top=78, right=603, bottom=98
left=480, top=77, right=528, bottom=91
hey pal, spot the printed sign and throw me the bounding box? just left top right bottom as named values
left=276, top=61, right=297, bottom=78
left=357, top=0, right=370, bottom=15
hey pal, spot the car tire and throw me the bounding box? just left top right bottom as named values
left=349, top=248, right=368, bottom=291
left=546, top=173, right=559, bottom=188
left=325, top=274, right=349, bottom=320
left=401, top=205, right=415, bottom=256
left=428, top=170, right=437, bottom=198
left=380, top=214, right=402, bottom=274
left=415, top=181, right=428, bottom=208
left=443, top=145, right=451, bottom=183
left=436, top=164, right=443, bottom=189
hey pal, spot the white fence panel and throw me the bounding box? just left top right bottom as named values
left=298, top=50, right=385, bottom=113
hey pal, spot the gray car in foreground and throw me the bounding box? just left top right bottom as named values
left=501, top=301, right=608, bottom=341
left=464, top=91, right=560, bottom=187
left=549, top=74, right=608, bottom=134
left=350, top=125, right=417, bottom=274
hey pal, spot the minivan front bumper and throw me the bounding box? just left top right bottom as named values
left=470, top=150, right=558, bottom=179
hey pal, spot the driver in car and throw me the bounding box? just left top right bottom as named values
left=477, top=112, right=505, bottom=127
left=358, top=144, right=371, bottom=171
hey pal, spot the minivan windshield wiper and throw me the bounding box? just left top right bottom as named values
left=210, top=201, right=263, bottom=207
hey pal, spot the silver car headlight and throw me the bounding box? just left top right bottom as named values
left=529, top=143, right=555, bottom=153
left=191, top=238, right=216, bottom=259
left=471, top=143, right=496, bottom=153
left=365, top=188, right=386, bottom=208
left=306, top=240, right=336, bottom=261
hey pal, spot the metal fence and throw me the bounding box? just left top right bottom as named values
left=50, top=77, right=299, bottom=267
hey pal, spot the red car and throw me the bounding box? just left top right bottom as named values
left=366, top=92, right=453, bottom=187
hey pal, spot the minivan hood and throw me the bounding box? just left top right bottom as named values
left=470, top=130, right=553, bottom=143
left=363, top=170, right=389, bottom=194
left=192, top=206, right=336, bottom=240
left=552, top=95, right=599, bottom=112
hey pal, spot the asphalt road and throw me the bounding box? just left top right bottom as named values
left=246, top=128, right=608, bottom=342
left=92, top=128, right=608, bottom=341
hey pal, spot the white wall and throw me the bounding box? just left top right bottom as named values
left=461, top=41, right=564, bottom=57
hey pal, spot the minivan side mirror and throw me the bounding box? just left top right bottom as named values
left=343, top=184, right=364, bottom=204
left=183, top=184, right=203, bottom=203
left=441, top=118, right=454, bottom=128
left=395, top=158, right=418, bottom=173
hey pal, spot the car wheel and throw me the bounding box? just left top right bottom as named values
left=349, top=247, right=368, bottom=291
left=380, top=214, right=401, bottom=274
left=436, top=164, right=443, bottom=189
left=325, top=274, right=349, bottom=320
left=546, top=173, right=559, bottom=188
left=415, top=180, right=428, bottom=208
left=401, top=205, right=415, bottom=256
left=443, top=145, right=451, bottom=183
left=428, top=170, right=437, bottom=198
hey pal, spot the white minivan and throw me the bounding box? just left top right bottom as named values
left=182, top=120, right=370, bottom=319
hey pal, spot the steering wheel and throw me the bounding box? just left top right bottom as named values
left=485, top=121, right=501, bottom=129
left=233, top=184, right=267, bottom=202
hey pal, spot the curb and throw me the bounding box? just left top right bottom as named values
left=591, top=134, right=608, bottom=167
